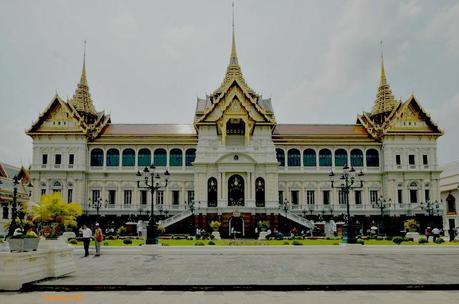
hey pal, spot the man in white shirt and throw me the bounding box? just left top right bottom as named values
left=432, top=227, right=441, bottom=243
left=81, top=224, right=92, bottom=257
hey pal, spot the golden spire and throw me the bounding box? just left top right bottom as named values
left=69, top=40, right=97, bottom=116
left=371, top=41, right=398, bottom=118
left=212, top=2, right=256, bottom=97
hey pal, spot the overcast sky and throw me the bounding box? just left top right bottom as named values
left=1, top=0, right=458, bottom=167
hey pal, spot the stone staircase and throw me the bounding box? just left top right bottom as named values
left=280, top=210, right=315, bottom=229
left=158, top=210, right=192, bottom=228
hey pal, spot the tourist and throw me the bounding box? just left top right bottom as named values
left=195, top=227, right=201, bottom=239
left=81, top=224, right=92, bottom=257
left=448, top=227, right=456, bottom=242
left=425, top=227, right=432, bottom=242
left=432, top=227, right=441, bottom=242
left=94, top=223, right=104, bottom=257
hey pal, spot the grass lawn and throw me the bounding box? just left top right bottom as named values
left=68, top=238, right=459, bottom=247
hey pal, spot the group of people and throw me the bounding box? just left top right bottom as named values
left=424, top=227, right=444, bottom=242
left=79, top=223, right=104, bottom=257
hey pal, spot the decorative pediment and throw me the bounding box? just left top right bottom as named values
left=26, top=95, right=87, bottom=135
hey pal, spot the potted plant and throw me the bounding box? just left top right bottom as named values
left=403, top=219, right=421, bottom=242
left=209, top=220, right=221, bottom=240
left=258, top=220, right=270, bottom=232
left=31, top=193, right=82, bottom=241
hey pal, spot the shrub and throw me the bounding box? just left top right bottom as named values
left=24, top=231, right=38, bottom=238
left=435, top=238, right=445, bottom=244
left=108, top=235, right=115, bottom=240
left=385, top=236, right=393, bottom=241
left=258, top=220, right=270, bottom=231
left=283, top=241, right=290, bottom=245
left=210, top=234, right=215, bottom=240
left=194, top=241, right=205, bottom=246
left=123, top=238, right=132, bottom=245
left=292, top=240, right=302, bottom=246
left=376, top=236, right=384, bottom=241
left=209, top=221, right=221, bottom=231
left=157, top=224, right=166, bottom=234
left=356, top=239, right=365, bottom=245
left=208, top=240, right=216, bottom=245
left=68, top=239, right=78, bottom=245
left=103, top=241, right=109, bottom=246
left=392, top=236, right=404, bottom=245
left=404, top=237, right=414, bottom=242
left=418, top=237, right=428, bottom=244
left=117, top=226, right=127, bottom=236
left=404, top=219, right=420, bottom=232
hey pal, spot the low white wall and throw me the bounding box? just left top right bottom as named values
left=0, top=240, right=76, bottom=290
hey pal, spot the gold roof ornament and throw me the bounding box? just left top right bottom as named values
left=69, top=41, right=97, bottom=116
left=370, top=41, right=398, bottom=120
left=212, top=3, right=257, bottom=98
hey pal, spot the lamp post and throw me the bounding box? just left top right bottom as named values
left=188, top=200, right=195, bottom=234
left=329, top=165, right=364, bottom=244
left=6, top=176, right=19, bottom=238
left=420, top=199, right=440, bottom=227
left=89, top=197, right=106, bottom=220
left=136, top=165, right=169, bottom=245
left=372, top=196, right=391, bottom=235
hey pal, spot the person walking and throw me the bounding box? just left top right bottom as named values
left=432, top=227, right=441, bottom=243
left=94, top=223, right=104, bottom=257
left=448, top=227, right=456, bottom=242
left=81, top=224, right=92, bottom=257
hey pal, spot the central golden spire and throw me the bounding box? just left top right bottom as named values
left=371, top=41, right=398, bottom=118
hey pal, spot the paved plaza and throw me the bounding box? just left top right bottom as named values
left=2, top=291, right=459, bottom=304
left=29, top=246, right=459, bottom=286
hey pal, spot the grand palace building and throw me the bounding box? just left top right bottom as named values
left=26, top=28, right=445, bottom=237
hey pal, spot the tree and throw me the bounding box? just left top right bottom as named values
left=31, top=193, right=82, bottom=237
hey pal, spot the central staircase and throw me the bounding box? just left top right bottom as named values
left=280, top=210, right=315, bottom=229
left=158, top=210, right=192, bottom=228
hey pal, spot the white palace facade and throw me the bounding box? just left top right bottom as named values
left=26, top=30, right=444, bottom=237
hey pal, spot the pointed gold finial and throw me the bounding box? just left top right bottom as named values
left=371, top=41, right=398, bottom=118
left=80, top=40, right=88, bottom=86
left=380, top=40, right=387, bottom=86
left=230, top=1, right=238, bottom=66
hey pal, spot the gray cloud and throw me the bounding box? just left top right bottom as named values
left=0, top=0, right=458, bottom=166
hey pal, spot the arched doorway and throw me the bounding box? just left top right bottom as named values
left=228, top=175, right=244, bottom=206
left=229, top=216, right=244, bottom=237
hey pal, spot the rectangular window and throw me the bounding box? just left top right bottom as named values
left=354, top=190, right=362, bottom=205
left=2, top=205, right=8, bottom=219
left=140, top=190, right=147, bottom=205
left=55, top=154, right=62, bottom=165
left=410, top=189, right=417, bottom=203
left=291, top=191, right=299, bottom=205
left=124, top=190, right=132, bottom=205
left=395, top=155, right=401, bottom=166
left=398, top=189, right=403, bottom=204
left=425, top=189, right=430, bottom=202
left=408, top=154, right=415, bottom=165
left=370, top=190, right=378, bottom=204
left=306, top=191, right=315, bottom=205
left=323, top=190, right=330, bottom=205
left=423, top=155, right=428, bottom=165
left=42, top=154, right=48, bottom=165
left=172, top=190, right=180, bottom=205
left=41, top=188, right=46, bottom=196
left=109, top=190, right=116, bottom=204
left=338, top=190, right=347, bottom=205
left=278, top=191, right=284, bottom=205
left=69, top=154, right=75, bottom=166
left=92, top=190, right=100, bottom=203
left=187, top=191, right=195, bottom=204
left=67, top=189, right=73, bottom=203
left=156, top=191, right=164, bottom=205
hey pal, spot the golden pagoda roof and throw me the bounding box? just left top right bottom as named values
left=370, top=51, right=399, bottom=116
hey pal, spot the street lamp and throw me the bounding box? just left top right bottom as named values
left=88, top=197, right=106, bottom=220
left=188, top=200, right=195, bottom=234
left=6, top=176, right=20, bottom=237
left=372, top=196, right=391, bottom=235
left=420, top=199, right=440, bottom=227
left=329, top=165, right=364, bottom=244
left=136, top=165, right=169, bottom=245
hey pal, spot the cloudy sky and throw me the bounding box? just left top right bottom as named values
left=1, top=0, right=458, bottom=167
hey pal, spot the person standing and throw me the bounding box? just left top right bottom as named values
left=432, top=227, right=441, bottom=242
left=81, top=224, right=92, bottom=257
left=94, top=223, right=104, bottom=257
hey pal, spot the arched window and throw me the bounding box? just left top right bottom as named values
left=446, top=194, right=456, bottom=213
left=255, top=177, right=265, bottom=207
left=106, top=149, right=120, bottom=167
left=90, top=148, right=104, bottom=166
left=207, top=177, right=217, bottom=207
left=366, top=149, right=380, bottom=167
left=185, top=148, right=196, bottom=166
left=169, top=149, right=183, bottom=166
left=154, top=148, right=167, bottom=166
left=335, top=149, right=348, bottom=167
left=303, top=149, right=316, bottom=167
left=319, top=149, right=332, bottom=167
left=138, top=148, right=151, bottom=167
left=52, top=181, right=62, bottom=193
left=122, top=149, right=135, bottom=167
left=276, top=149, right=285, bottom=167
left=287, top=149, right=301, bottom=167
left=350, top=149, right=363, bottom=167
left=228, top=175, right=244, bottom=206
